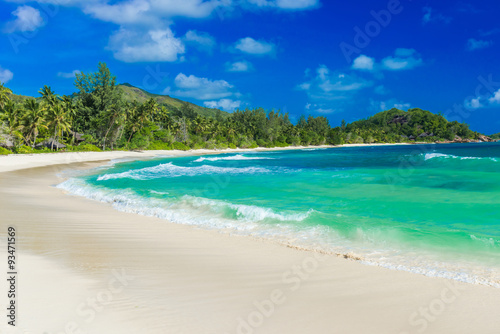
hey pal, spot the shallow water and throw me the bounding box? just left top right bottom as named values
left=58, top=143, right=500, bottom=286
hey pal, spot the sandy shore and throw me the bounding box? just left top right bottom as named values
left=1, top=149, right=500, bottom=333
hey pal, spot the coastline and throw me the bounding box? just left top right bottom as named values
left=0, top=142, right=415, bottom=173
left=1, top=147, right=500, bottom=333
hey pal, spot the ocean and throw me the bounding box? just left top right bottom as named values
left=58, top=142, right=500, bottom=287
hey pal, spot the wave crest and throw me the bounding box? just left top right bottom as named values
left=97, top=162, right=273, bottom=181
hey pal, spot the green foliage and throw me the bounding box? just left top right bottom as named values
left=129, top=133, right=150, bottom=150
left=15, top=145, right=34, bottom=154
left=75, top=143, right=102, bottom=152
left=1, top=63, right=488, bottom=156
left=490, top=133, right=500, bottom=140
left=0, top=146, right=12, bottom=155
left=172, top=142, right=190, bottom=151
left=147, top=141, right=172, bottom=150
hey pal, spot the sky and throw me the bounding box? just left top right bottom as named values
left=1, top=0, right=500, bottom=134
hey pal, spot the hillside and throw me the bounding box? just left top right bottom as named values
left=8, top=84, right=228, bottom=120
left=118, top=83, right=227, bottom=119
left=490, top=132, right=500, bottom=140
left=341, top=108, right=491, bottom=143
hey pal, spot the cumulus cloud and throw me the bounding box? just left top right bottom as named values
left=204, top=99, right=242, bottom=111
left=298, top=64, right=373, bottom=108
left=234, top=37, right=275, bottom=55
left=465, top=89, right=500, bottom=109
left=84, top=0, right=151, bottom=25
left=352, top=55, right=375, bottom=71
left=4, top=5, right=45, bottom=33
left=0, top=67, right=14, bottom=84
left=166, top=73, right=237, bottom=100
left=108, top=28, right=185, bottom=62
left=467, top=38, right=493, bottom=51
left=381, top=48, right=423, bottom=71
left=226, top=60, right=253, bottom=72
left=83, top=0, right=225, bottom=24
left=183, top=30, right=216, bottom=52
left=352, top=49, right=423, bottom=72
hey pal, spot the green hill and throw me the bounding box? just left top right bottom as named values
left=342, top=108, right=481, bottom=142
left=490, top=132, right=500, bottom=140
left=8, top=83, right=228, bottom=120
left=118, top=83, right=227, bottom=119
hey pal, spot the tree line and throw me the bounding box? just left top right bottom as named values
left=0, top=63, right=482, bottom=155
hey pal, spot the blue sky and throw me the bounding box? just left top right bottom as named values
left=1, top=0, right=500, bottom=134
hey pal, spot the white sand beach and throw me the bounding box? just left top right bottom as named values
left=1, top=149, right=499, bottom=334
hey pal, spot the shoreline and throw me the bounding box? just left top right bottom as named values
left=2, top=146, right=500, bottom=333
left=0, top=142, right=428, bottom=173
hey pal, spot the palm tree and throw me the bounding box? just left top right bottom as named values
left=102, top=103, right=125, bottom=150
left=61, top=96, right=77, bottom=144
left=39, top=85, right=58, bottom=107
left=22, top=99, right=47, bottom=147
left=0, top=101, right=23, bottom=147
left=46, top=104, right=71, bottom=150
left=0, top=82, right=13, bottom=109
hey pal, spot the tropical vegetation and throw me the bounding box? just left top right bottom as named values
left=0, top=63, right=488, bottom=154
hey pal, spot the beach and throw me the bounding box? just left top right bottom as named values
left=1, top=149, right=500, bottom=334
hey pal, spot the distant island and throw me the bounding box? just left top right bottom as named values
left=0, top=63, right=496, bottom=155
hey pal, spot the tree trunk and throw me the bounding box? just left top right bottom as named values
left=52, top=127, right=56, bottom=151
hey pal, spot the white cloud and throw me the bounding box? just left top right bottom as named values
left=298, top=65, right=372, bottom=102
left=370, top=98, right=411, bottom=112
left=246, top=0, right=319, bottom=10
left=463, top=89, right=500, bottom=110
left=167, top=73, right=236, bottom=100
left=57, top=70, right=81, bottom=78
left=0, top=67, right=14, bottom=84
left=422, top=7, right=451, bottom=25
left=352, top=55, right=375, bottom=71
left=184, top=30, right=215, bottom=49
left=352, top=49, right=423, bottom=72
left=234, top=37, right=275, bottom=55
left=489, top=90, right=500, bottom=104
left=5, top=5, right=45, bottom=33
left=467, top=38, right=493, bottom=51
left=108, top=28, right=185, bottom=62
left=226, top=60, right=253, bottom=72
left=84, top=0, right=151, bottom=25
left=204, top=99, right=242, bottom=111
left=381, top=48, right=423, bottom=71
left=83, top=0, right=225, bottom=24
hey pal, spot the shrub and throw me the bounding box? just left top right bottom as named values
left=216, top=142, right=228, bottom=150
left=274, top=142, right=289, bottom=148
left=228, top=143, right=237, bottom=149
left=129, top=133, right=150, bottom=150
left=0, top=147, right=12, bottom=155
left=15, top=145, right=34, bottom=154
left=172, top=142, right=190, bottom=151
left=147, top=141, right=172, bottom=150
left=77, top=144, right=102, bottom=152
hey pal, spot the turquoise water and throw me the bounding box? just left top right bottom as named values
left=58, top=143, right=500, bottom=286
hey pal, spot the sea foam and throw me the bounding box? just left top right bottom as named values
left=97, top=162, right=273, bottom=181
left=194, top=154, right=275, bottom=162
